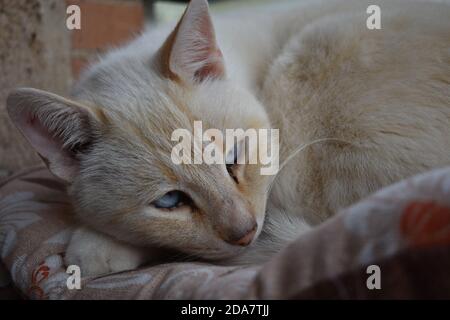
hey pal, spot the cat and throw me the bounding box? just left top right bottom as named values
left=6, top=0, right=450, bottom=276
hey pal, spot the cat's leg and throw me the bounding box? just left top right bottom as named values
left=65, top=226, right=150, bottom=277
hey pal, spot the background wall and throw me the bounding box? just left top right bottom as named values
left=0, top=0, right=145, bottom=178
left=67, top=0, right=145, bottom=78
left=0, top=0, right=72, bottom=177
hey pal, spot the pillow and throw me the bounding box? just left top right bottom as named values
left=1, top=166, right=450, bottom=299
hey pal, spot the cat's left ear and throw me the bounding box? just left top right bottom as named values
left=6, top=88, right=100, bottom=183
left=158, top=0, right=225, bottom=83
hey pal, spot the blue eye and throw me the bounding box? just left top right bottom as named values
left=152, top=191, right=185, bottom=209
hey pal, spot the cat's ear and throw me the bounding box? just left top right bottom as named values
left=158, top=0, right=225, bottom=83
left=7, top=88, right=99, bottom=182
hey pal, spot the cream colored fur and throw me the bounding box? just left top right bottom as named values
left=6, top=0, right=450, bottom=275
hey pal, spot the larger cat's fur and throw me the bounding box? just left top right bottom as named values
left=6, top=0, right=450, bottom=274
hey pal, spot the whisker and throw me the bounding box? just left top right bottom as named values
left=266, top=137, right=355, bottom=194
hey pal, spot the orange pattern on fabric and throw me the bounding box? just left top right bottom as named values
left=401, top=201, right=450, bottom=247
left=28, top=262, right=50, bottom=299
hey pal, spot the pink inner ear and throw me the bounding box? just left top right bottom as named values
left=6, top=88, right=87, bottom=182
left=168, top=0, right=225, bottom=82
left=22, top=113, right=73, bottom=162
left=24, top=114, right=60, bottom=155
left=19, top=111, right=79, bottom=181
left=194, top=48, right=225, bottom=81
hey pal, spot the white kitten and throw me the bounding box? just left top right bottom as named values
left=7, top=0, right=450, bottom=275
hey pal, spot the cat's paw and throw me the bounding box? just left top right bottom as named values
left=65, top=227, right=147, bottom=277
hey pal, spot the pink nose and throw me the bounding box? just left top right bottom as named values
left=235, top=228, right=256, bottom=246
left=226, top=225, right=257, bottom=247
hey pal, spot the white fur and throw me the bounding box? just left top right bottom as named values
left=65, top=227, right=149, bottom=276
left=7, top=0, right=450, bottom=275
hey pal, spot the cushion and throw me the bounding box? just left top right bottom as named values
left=1, top=166, right=450, bottom=299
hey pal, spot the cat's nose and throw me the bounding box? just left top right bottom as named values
left=225, top=223, right=257, bottom=247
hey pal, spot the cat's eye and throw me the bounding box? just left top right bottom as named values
left=225, top=143, right=239, bottom=183
left=152, top=191, right=189, bottom=209
left=225, top=144, right=238, bottom=165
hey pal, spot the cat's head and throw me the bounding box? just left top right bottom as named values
left=6, top=0, right=273, bottom=261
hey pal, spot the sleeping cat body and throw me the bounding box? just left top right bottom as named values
left=6, top=0, right=450, bottom=275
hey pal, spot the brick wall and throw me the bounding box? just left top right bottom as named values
left=66, top=0, right=145, bottom=78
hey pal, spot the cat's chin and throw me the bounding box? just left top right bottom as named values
left=180, top=245, right=247, bottom=263
left=199, top=224, right=265, bottom=263
left=169, top=244, right=246, bottom=262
